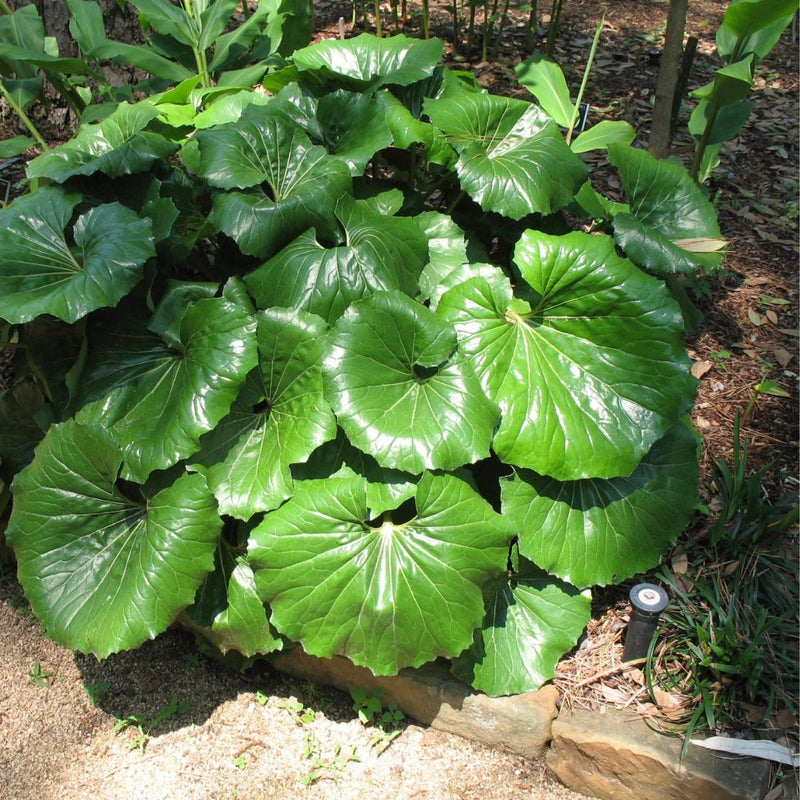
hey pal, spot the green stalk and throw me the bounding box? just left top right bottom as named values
left=421, top=0, right=429, bottom=38
left=0, top=0, right=12, bottom=14
left=374, top=0, right=382, bottom=36
left=689, top=97, right=721, bottom=181
left=566, top=15, right=604, bottom=145
left=183, top=0, right=212, bottom=88
left=491, top=0, right=511, bottom=58
left=0, top=79, right=47, bottom=149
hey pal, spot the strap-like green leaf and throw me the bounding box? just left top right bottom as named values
left=323, top=290, right=500, bottom=474
left=0, top=187, right=155, bottom=324
left=6, top=420, right=222, bottom=658
left=437, top=230, right=696, bottom=480
left=248, top=471, right=512, bottom=674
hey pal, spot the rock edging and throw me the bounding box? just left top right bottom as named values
left=269, top=646, right=773, bottom=800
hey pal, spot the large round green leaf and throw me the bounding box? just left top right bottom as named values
left=244, top=198, right=427, bottom=323
left=452, top=558, right=591, bottom=696
left=607, top=144, right=725, bottom=275
left=0, top=187, right=155, bottom=324
left=190, top=308, right=337, bottom=519
left=26, top=102, right=178, bottom=182
left=5, top=420, right=222, bottom=658
left=424, top=92, right=589, bottom=219
left=199, top=113, right=351, bottom=258
left=501, top=424, right=700, bottom=588
left=75, top=297, right=258, bottom=482
left=322, top=290, right=499, bottom=473
left=437, top=230, right=696, bottom=480
left=291, top=33, right=444, bottom=89
left=247, top=471, right=512, bottom=674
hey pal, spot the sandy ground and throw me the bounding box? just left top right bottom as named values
left=0, top=573, right=590, bottom=800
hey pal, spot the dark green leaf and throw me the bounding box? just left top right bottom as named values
left=6, top=420, right=222, bottom=657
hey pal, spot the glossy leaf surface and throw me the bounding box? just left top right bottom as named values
left=248, top=471, right=512, bottom=673
left=453, top=558, right=591, bottom=696
left=0, top=188, right=154, bottom=324
left=76, top=297, right=258, bottom=482
left=6, top=420, right=221, bottom=658
left=438, top=230, right=695, bottom=479
left=323, top=290, right=499, bottom=473
left=608, top=144, right=725, bottom=274
left=424, top=92, right=588, bottom=219
left=501, top=424, right=699, bottom=587
left=191, top=308, right=336, bottom=518
left=245, top=198, right=427, bottom=323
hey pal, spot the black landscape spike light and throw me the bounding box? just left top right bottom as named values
left=623, top=583, right=669, bottom=662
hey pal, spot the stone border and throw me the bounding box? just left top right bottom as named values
left=270, top=646, right=773, bottom=800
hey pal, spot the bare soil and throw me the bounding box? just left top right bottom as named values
left=0, top=1, right=797, bottom=798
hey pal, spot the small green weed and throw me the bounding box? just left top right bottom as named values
left=350, top=687, right=405, bottom=754
left=113, top=695, right=190, bottom=752
left=27, top=662, right=53, bottom=688
left=278, top=697, right=317, bottom=725
left=302, top=730, right=359, bottom=786
left=233, top=754, right=247, bottom=770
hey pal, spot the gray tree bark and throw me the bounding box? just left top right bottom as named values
left=648, top=0, right=689, bottom=160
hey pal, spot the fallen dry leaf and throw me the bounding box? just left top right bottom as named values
left=691, top=360, right=713, bottom=379
left=775, top=348, right=793, bottom=367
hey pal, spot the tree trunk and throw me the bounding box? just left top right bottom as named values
left=12, top=0, right=141, bottom=57
left=648, top=0, right=689, bottom=160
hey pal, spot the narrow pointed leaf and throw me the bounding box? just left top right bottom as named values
left=0, top=187, right=155, bottom=324
left=453, top=559, right=591, bottom=696
left=424, top=93, right=589, bottom=219
left=75, top=297, right=258, bottom=482
left=191, top=308, right=337, bottom=518
left=514, top=54, right=576, bottom=128
left=6, top=420, right=221, bottom=657
left=248, top=471, right=512, bottom=674
left=323, top=290, right=500, bottom=473
left=501, top=424, right=699, bottom=588
left=437, top=231, right=696, bottom=480
left=570, top=120, right=635, bottom=153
